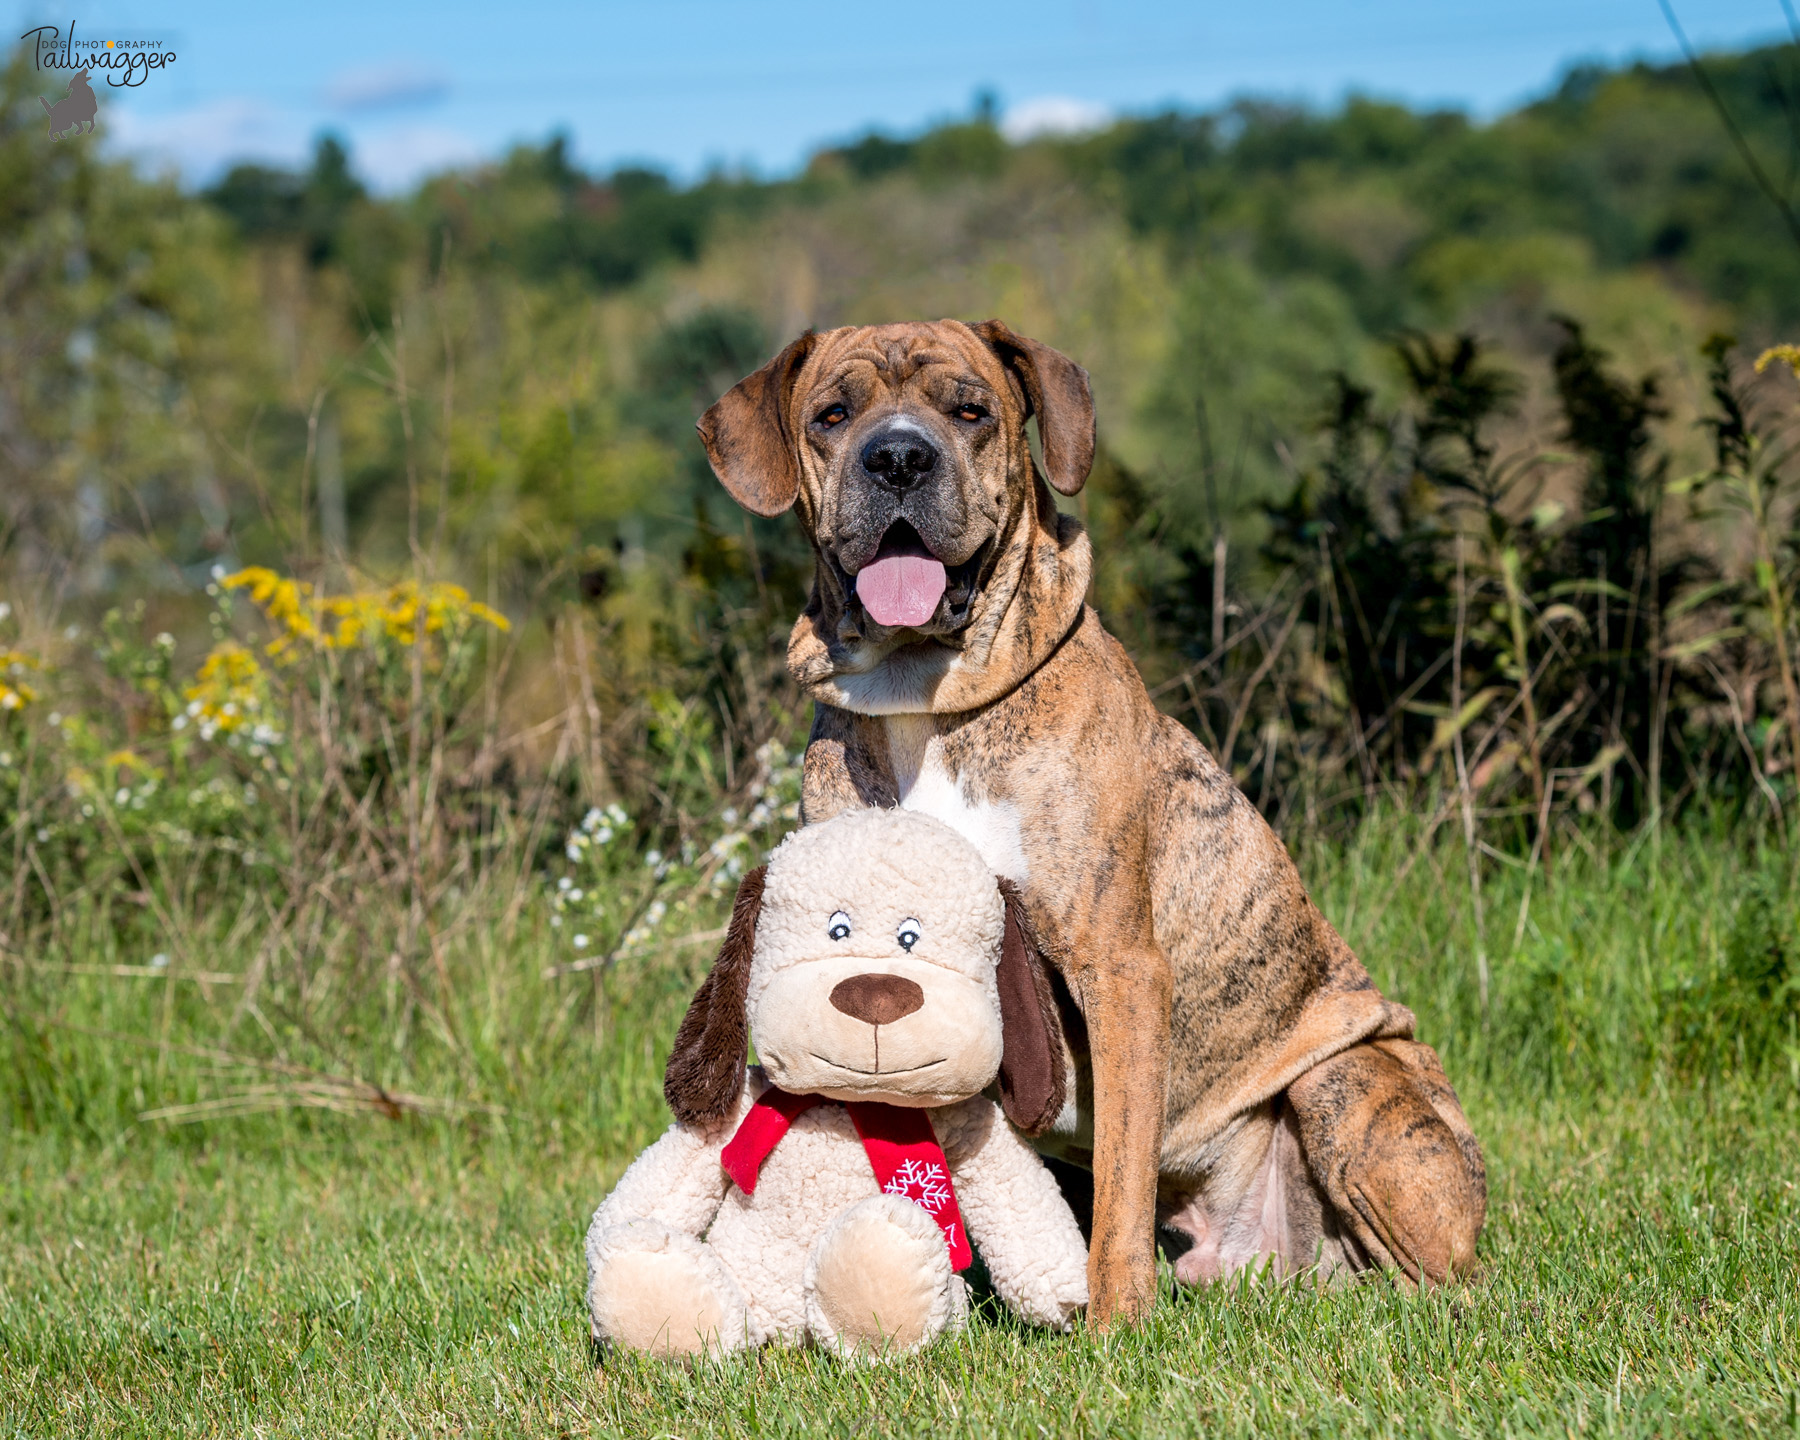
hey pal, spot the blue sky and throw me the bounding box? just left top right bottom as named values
left=9, top=0, right=1793, bottom=191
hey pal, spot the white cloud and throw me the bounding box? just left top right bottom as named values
left=1000, top=96, right=1112, bottom=143
left=326, top=62, right=452, bottom=113
left=105, top=98, right=310, bottom=184
left=354, top=125, right=483, bottom=192
left=103, top=95, right=478, bottom=193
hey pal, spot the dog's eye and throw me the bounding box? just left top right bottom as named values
left=815, top=404, right=848, bottom=429
left=896, top=918, right=921, bottom=952
left=827, top=910, right=852, bottom=941
left=954, top=404, right=987, bottom=423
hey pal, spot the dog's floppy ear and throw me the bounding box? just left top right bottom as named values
left=663, top=865, right=766, bottom=1125
left=994, top=877, right=1068, bottom=1135
left=971, top=319, right=1096, bottom=497
left=696, top=332, right=817, bottom=518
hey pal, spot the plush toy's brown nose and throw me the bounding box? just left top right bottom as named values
left=829, top=974, right=924, bottom=1026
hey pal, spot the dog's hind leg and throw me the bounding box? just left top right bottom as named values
left=1286, top=1039, right=1486, bottom=1285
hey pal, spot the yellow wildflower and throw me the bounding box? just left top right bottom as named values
left=0, top=648, right=42, bottom=712
left=221, top=567, right=508, bottom=656
left=223, top=567, right=320, bottom=659
left=182, top=641, right=266, bottom=737
left=104, top=749, right=160, bottom=778
left=1753, top=344, right=1800, bottom=381
left=322, top=580, right=509, bottom=649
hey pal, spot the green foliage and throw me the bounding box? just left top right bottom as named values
left=5, top=43, right=1800, bottom=1434
left=1, top=820, right=1797, bottom=1434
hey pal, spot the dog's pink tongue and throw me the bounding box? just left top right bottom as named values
left=857, top=554, right=947, bottom=628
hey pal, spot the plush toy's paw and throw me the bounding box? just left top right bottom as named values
left=804, top=1194, right=964, bottom=1360
left=1036, top=1268, right=1089, bottom=1333
left=588, top=1219, right=748, bottom=1359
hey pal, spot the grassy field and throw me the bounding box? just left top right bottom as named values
left=3, top=818, right=1797, bottom=1437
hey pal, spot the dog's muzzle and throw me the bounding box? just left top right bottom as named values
left=860, top=429, right=940, bottom=494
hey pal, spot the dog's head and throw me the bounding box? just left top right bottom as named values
left=663, top=808, right=1066, bottom=1132
left=698, top=320, right=1096, bottom=713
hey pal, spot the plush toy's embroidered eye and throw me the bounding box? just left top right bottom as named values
left=827, top=910, right=852, bottom=941
left=897, top=918, right=922, bottom=952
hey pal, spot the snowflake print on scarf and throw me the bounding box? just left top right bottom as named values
left=884, top=1156, right=953, bottom=1215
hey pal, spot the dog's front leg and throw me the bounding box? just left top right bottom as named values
left=801, top=707, right=896, bottom=821
left=1071, top=939, right=1172, bottom=1327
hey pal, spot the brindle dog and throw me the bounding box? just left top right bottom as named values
left=695, top=319, right=1486, bottom=1326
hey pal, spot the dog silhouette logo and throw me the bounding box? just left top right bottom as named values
left=40, top=68, right=98, bottom=140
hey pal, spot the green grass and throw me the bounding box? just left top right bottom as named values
left=3, top=817, right=1798, bottom=1437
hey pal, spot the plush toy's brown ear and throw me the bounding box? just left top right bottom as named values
left=994, top=877, right=1067, bottom=1135
left=663, top=865, right=766, bottom=1125
left=696, top=332, right=817, bottom=517
left=971, top=319, right=1096, bottom=497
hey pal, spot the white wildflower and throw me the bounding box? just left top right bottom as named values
left=572, top=934, right=589, bottom=949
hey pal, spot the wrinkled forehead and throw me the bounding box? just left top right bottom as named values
left=797, top=323, right=1011, bottom=411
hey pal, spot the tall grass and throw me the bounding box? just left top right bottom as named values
left=4, top=798, right=1793, bottom=1155
left=2, top=809, right=1796, bottom=1437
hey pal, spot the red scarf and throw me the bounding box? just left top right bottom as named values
left=719, top=1087, right=973, bottom=1271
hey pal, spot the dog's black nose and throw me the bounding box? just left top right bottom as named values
left=830, top=974, right=925, bottom=1026
left=860, top=429, right=938, bottom=491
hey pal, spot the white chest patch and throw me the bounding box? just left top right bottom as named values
left=884, top=715, right=1029, bottom=883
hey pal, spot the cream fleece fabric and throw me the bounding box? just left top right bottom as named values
left=588, top=1072, right=1088, bottom=1351
left=749, top=809, right=1007, bottom=1105
left=586, top=810, right=1089, bottom=1358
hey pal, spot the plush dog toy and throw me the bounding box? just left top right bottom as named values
left=585, top=808, right=1089, bottom=1358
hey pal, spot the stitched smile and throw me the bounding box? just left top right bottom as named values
left=809, top=1053, right=948, bottom=1078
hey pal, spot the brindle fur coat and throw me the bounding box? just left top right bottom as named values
left=696, top=319, right=1486, bottom=1325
